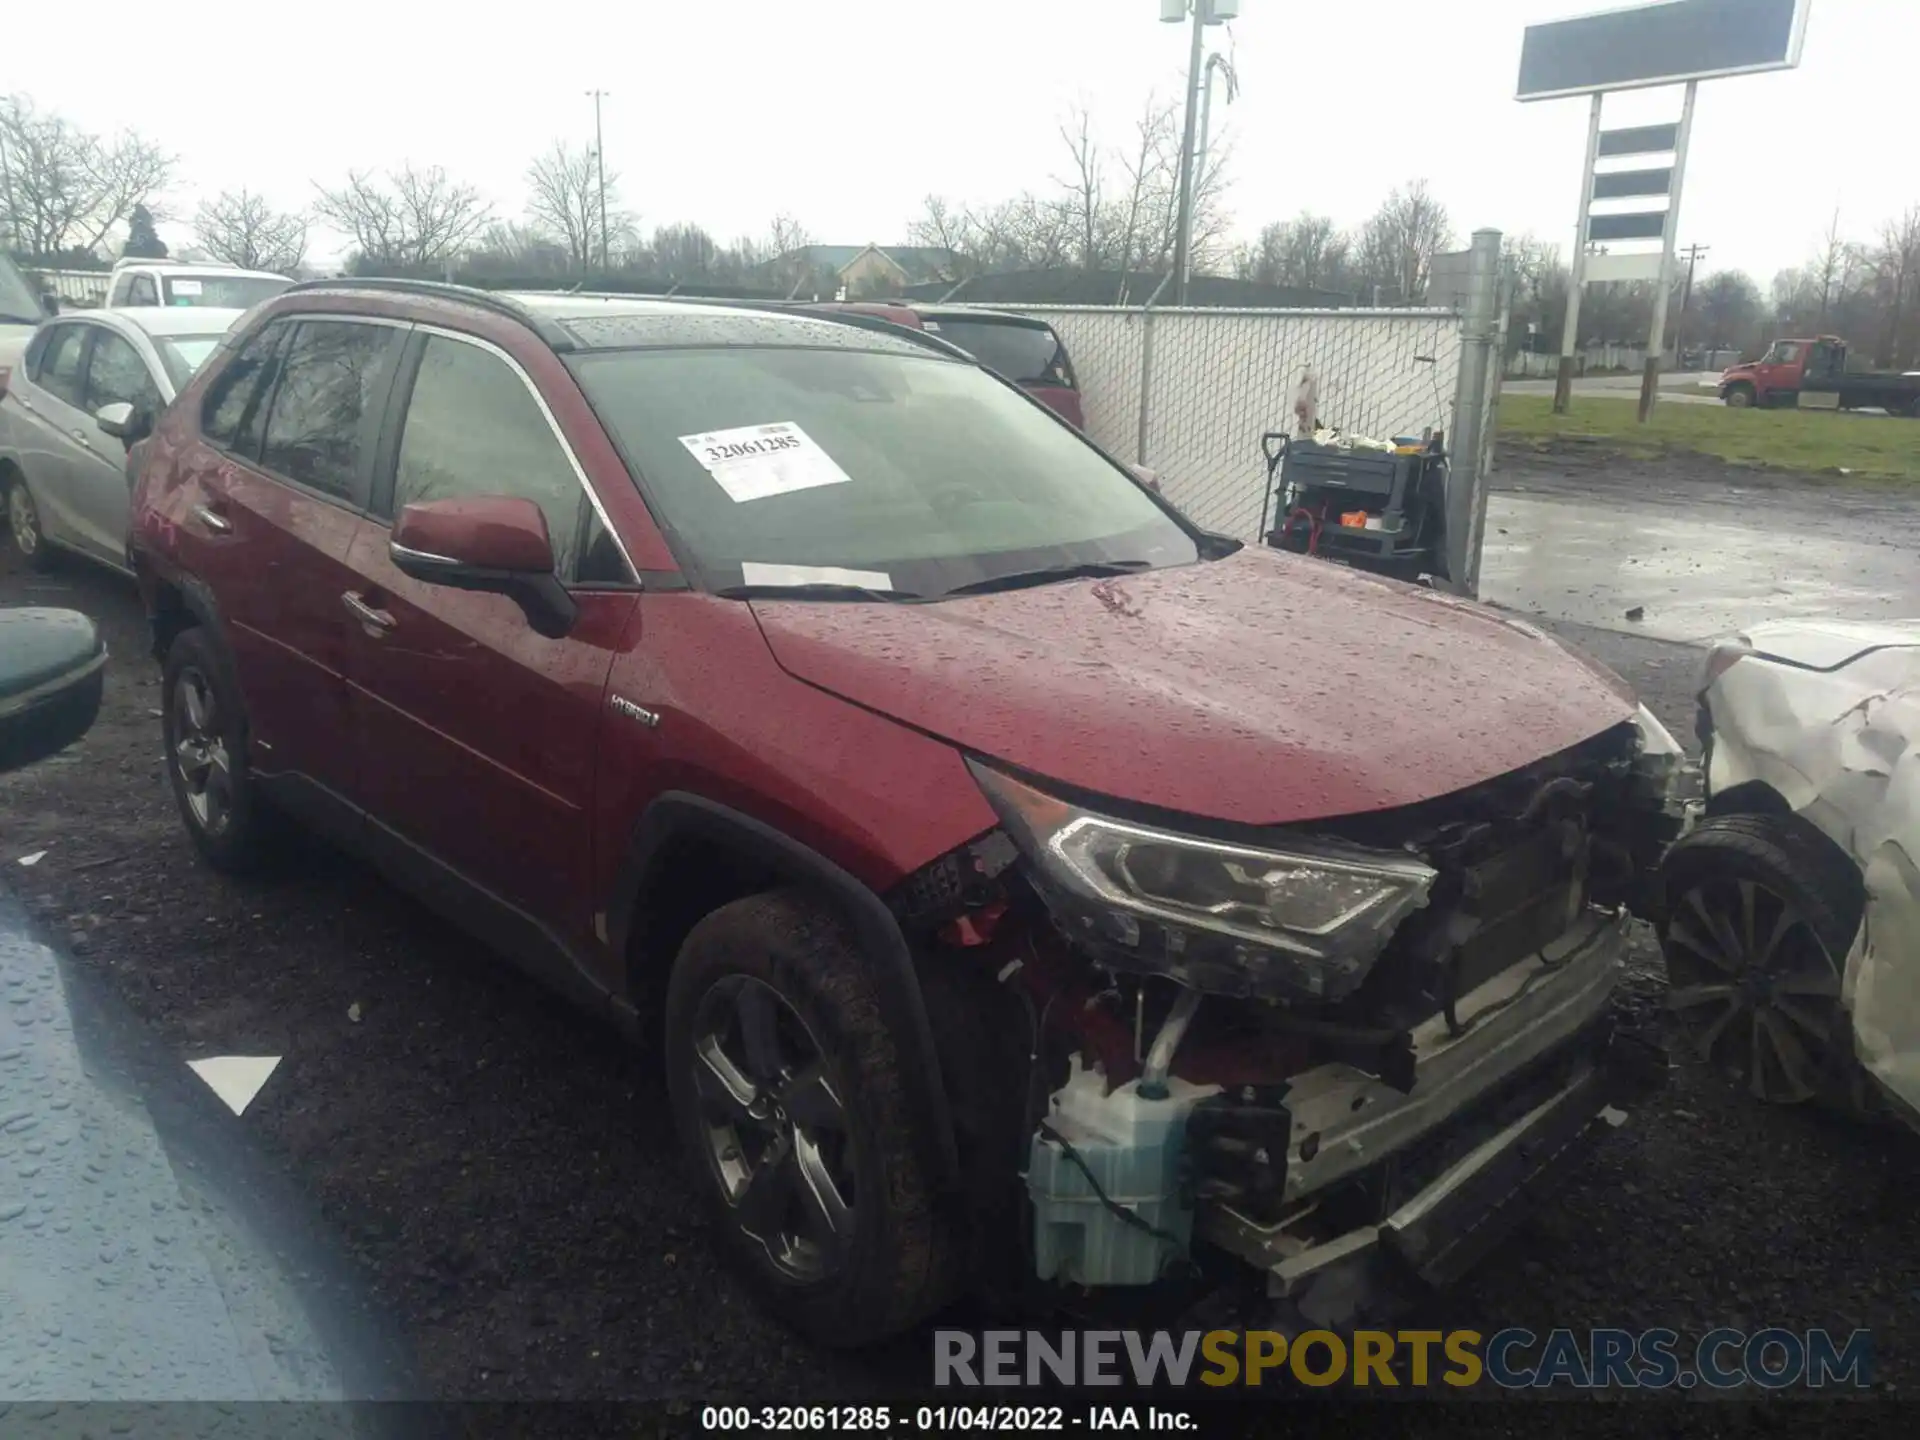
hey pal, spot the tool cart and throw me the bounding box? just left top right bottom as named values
left=1259, top=431, right=1451, bottom=584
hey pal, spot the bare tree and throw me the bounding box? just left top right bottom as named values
left=1500, top=233, right=1568, bottom=353
left=909, top=195, right=976, bottom=265
left=767, top=213, right=812, bottom=260
left=906, top=94, right=1228, bottom=289
left=1691, top=270, right=1765, bottom=350
left=525, top=141, right=632, bottom=271
left=0, top=94, right=173, bottom=259
left=1873, top=205, right=1920, bottom=368
left=1056, top=106, right=1108, bottom=273
left=1354, top=179, right=1454, bottom=303
left=649, top=222, right=719, bottom=281
left=192, top=189, right=308, bottom=272
left=1808, top=211, right=1865, bottom=326
left=1239, top=212, right=1353, bottom=293
left=315, top=164, right=493, bottom=273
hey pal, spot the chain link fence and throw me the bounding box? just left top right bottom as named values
left=23, top=268, right=111, bottom=307
left=1012, top=305, right=1466, bottom=543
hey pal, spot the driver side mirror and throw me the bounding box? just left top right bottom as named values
left=40, top=290, right=59, bottom=316
left=388, top=496, right=578, bottom=639
left=95, top=401, right=153, bottom=445
left=0, top=608, right=107, bottom=774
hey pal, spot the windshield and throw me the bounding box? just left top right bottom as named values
left=922, top=316, right=1076, bottom=388
left=155, top=335, right=227, bottom=391
left=571, top=345, right=1194, bottom=598
left=163, top=274, right=289, bottom=309
left=0, top=251, right=44, bottom=325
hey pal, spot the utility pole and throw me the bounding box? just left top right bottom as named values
left=1671, top=241, right=1708, bottom=367
left=1164, top=0, right=1234, bottom=306
left=1186, top=52, right=1238, bottom=294
left=587, top=90, right=610, bottom=272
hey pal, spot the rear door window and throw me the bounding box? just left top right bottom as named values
left=922, top=317, right=1075, bottom=388
left=32, top=323, right=90, bottom=407
left=256, top=320, right=402, bottom=504
left=202, top=319, right=294, bottom=458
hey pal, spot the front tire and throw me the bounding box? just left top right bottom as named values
left=664, top=887, right=962, bottom=1347
left=5, top=472, right=56, bottom=571
left=161, top=626, right=283, bottom=874
left=1657, top=813, right=1863, bottom=1108
left=1723, top=385, right=1755, bottom=409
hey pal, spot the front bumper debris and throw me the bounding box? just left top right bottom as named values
left=1195, top=909, right=1663, bottom=1322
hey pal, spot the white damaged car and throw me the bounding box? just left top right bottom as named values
left=1659, top=619, right=1918, bottom=1128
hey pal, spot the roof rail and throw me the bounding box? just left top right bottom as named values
left=278, top=276, right=577, bottom=350
left=767, top=298, right=976, bottom=364
left=505, top=289, right=978, bottom=364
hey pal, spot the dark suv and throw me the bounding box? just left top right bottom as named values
left=804, top=302, right=1085, bottom=429
left=129, top=281, right=1679, bottom=1346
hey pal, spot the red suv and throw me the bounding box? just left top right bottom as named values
left=129, top=281, right=1679, bottom=1347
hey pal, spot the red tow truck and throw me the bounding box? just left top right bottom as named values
left=1719, top=336, right=1920, bottom=416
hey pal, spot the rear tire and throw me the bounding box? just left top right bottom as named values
left=1657, top=813, right=1864, bottom=1110
left=161, top=626, right=285, bottom=874
left=4, top=471, right=56, bottom=571
left=664, top=887, right=963, bottom=1347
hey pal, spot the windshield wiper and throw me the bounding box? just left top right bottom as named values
left=715, top=582, right=925, bottom=602
left=940, top=559, right=1152, bottom=599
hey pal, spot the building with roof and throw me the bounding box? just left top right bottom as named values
left=763, top=244, right=961, bottom=299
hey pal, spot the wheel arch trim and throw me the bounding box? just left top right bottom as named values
left=609, top=791, right=961, bottom=1185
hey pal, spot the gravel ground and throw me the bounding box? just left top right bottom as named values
left=3, top=456, right=1916, bottom=1406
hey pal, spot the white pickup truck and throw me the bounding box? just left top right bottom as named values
left=101, top=258, right=291, bottom=311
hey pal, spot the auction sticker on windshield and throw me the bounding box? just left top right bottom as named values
left=679, top=421, right=853, bottom=504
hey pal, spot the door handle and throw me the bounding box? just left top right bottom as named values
left=342, top=590, right=396, bottom=635
left=191, top=504, right=232, bottom=534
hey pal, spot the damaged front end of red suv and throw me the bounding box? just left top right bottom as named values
left=885, top=717, right=1682, bottom=1330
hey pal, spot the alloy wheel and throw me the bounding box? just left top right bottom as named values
left=7, top=483, right=40, bottom=557
left=172, top=666, right=235, bottom=838
left=1666, top=876, right=1845, bottom=1103
left=689, top=975, right=856, bottom=1283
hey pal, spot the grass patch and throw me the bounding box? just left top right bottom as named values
left=1498, top=393, right=1920, bottom=482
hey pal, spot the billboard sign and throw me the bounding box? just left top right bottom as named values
left=1517, top=0, right=1810, bottom=101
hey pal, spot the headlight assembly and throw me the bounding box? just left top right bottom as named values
left=967, top=760, right=1436, bottom=1003
left=1630, top=702, right=1697, bottom=812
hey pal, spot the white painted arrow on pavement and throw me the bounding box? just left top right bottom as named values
left=187, top=1055, right=282, bottom=1116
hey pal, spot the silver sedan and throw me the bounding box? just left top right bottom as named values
left=1, top=304, right=245, bottom=574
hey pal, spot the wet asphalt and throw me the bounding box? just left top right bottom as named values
left=1, top=447, right=1915, bottom=1411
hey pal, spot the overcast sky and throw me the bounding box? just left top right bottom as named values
left=3, top=0, right=1902, bottom=282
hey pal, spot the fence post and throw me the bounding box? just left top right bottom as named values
left=1135, top=271, right=1174, bottom=465
left=1445, top=228, right=1502, bottom=596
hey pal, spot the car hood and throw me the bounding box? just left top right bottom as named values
left=1740, top=617, right=1920, bottom=670
left=750, top=547, right=1637, bottom=826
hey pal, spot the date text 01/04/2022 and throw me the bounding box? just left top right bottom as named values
left=699, top=1404, right=1199, bottom=1432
